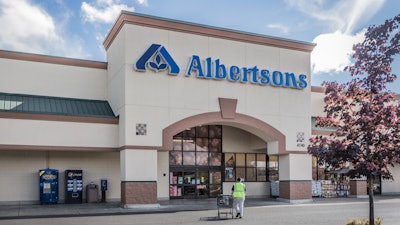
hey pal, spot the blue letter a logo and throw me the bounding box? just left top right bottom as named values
left=134, top=44, right=180, bottom=75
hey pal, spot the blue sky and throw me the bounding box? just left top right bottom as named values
left=0, top=0, right=399, bottom=92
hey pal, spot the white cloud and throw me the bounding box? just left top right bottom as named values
left=266, top=23, right=289, bottom=35
left=81, top=0, right=134, bottom=24
left=136, top=0, right=148, bottom=6
left=0, top=0, right=59, bottom=52
left=311, top=30, right=365, bottom=74
left=284, top=0, right=385, bottom=34
left=284, top=0, right=385, bottom=74
left=0, top=0, right=91, bottom=59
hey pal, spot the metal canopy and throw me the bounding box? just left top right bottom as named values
left=0, top=92, right=115, bottom=118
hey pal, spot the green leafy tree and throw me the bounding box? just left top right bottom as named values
left=308, top=14, right=400, bottom=225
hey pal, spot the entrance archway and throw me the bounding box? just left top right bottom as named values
left=162, top=111, right=286, bottom=155
left=163, top=111, right=288, bottom=199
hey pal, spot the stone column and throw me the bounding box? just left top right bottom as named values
left=278, top=153, right=312, bottom=203
left=120, top=149, right=158, bottom=207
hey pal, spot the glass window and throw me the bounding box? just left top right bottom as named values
left=210, top=171, right=221, bottom=184
left=236, top=167, right=245, bottom=180
left=183, top=152, right=195, bottom=165
left=183, top=172, right=196, bottom=184
left=196, top=152, right=209, bottom=166
left=173, top=137, right=182, bottom=151
left=209, top=125, right=222, bottom=138
left=257, top=154, right=266, bottom=167
left=246, top=154, right=256, bottom=167
left=223, top=153, right=268, bottom=182
left=257, top=167, right=267, bottom=181
left=169, top=151, right=182, bottom=165
left=170, top=172, right=182, bottom=184
left=269, top=155, right=279, bottom=181
left=225, top=153, right=235, bottom=167
left=169, top=125, right=223, bottom=198
left=196, top=126, right=208, bottom=137
left=182, top=138, right=195, bottom=151
left=225, top=167, right=235, bottom=181
left=210, top=153, right=221, bottom=166
left=195, top=138, right=208, bottom=151
left=209, top=184, right=222, bottom=197
left=246, top=167, right=257, bottom=181
left=182, top=127, right=195, bottom=137
left=209, top=138, right=221, bottom=152
left=236, top=154, right=245, bottom=167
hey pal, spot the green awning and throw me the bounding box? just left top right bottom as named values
left=0, top=92, right=115, bottom=118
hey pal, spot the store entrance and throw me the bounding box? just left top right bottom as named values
left=186, top=171, right=208, bottom=198
left=169, top=125, right=223, bottom=199
left=169, top=169, right=222, bottom=199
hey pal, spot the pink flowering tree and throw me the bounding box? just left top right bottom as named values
left=308, top=14, right=400, bottom=225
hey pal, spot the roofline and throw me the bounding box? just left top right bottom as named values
left=0, top=50, right=107, bottom=70
left=103, top=11, right=316, bottom=52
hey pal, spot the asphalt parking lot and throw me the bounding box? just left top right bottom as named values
left=1, top=196, right=399, bottom=225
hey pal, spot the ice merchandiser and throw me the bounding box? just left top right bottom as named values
left=65, top=170, right=83, bottom=204
left=39, top=169, right=59, bottom=204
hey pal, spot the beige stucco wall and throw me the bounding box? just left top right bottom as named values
left=381, top=165, right=400, bottom=194
left=223, top=126, right=267, bottom=153
left=157, top=151, right=170, bottom=200
left=0, top=150, right=120, bottom=204
left=311, top=90, right=326, bottom=117
left=120, top=149, right=157, bottom=181
left=108, top=23, right=312, bottom=153
left=279, top=154, right=312, bottom=181
left=223, top=182, right=270, bottom=198
left=0, top=118, right=118, bottom=148
left=106, top=22, right=313, bottom=196
left=0, top=58, right=107, bottom=100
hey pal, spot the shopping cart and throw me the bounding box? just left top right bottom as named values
left=216, top=195, right=233, bottom=219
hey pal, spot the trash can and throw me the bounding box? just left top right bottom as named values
left=86, top=183, right=98, bottom=203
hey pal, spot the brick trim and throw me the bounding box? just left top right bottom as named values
left=349, top=180, right=367, bottom=196
left=279, top=180, right=312, bottom=200
left=121, top=181, right=157, bottom=204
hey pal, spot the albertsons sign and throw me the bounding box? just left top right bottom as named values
left=134, top=44, right=308, bottom=89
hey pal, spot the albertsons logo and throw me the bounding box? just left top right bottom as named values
left=134, top=43, right=308, bottom=90
left=134, top=44, right=180, bottom=75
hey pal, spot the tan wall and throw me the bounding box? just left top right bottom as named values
left=0, top=150, right=120, bottom=204
left=0, top=118, right=118, bottom=148
left=381, top=165, right=400, bottom=194
left=223, top=182, right=270, bottom=198
left=157, top=151, right=170, bottom=200
left=108, top=23, right=312, bottom=153
left=222, top=126, right=267, bottom=153
left=0, top=58, right=107, bottom=100
left=311, top=89, right=326, bottom=117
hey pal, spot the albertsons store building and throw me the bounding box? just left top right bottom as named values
left=1, top=11, right=397, bottom=206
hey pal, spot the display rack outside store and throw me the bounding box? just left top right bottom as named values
left=312, top=180, right=350, bottom=198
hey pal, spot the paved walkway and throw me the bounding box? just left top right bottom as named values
left=0, top=196, right=389, bottom=220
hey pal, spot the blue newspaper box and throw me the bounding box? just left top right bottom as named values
left=39, top=169, right=59, bottom=204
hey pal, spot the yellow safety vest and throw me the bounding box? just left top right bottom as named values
left=233, top=182, right=245, bottom=198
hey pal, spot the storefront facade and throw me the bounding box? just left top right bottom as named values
left=0, top=11, right=317, bottom=206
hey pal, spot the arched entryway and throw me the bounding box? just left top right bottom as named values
left=162, top=111, right=286, bottom=199
left=162, top=111, right=286, bottom=153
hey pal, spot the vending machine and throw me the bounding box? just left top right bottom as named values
left=65, top=170, right=83, bottom=204
left=39, top=168, right=59, bottom=204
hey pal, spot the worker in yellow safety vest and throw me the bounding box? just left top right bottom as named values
left=232, top=177, right=246, bottom=219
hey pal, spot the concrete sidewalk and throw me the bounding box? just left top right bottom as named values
left=0, top=196, right=380, bottom=220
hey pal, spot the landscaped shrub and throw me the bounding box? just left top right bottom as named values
left=346, top=218, right=382, bottom=225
